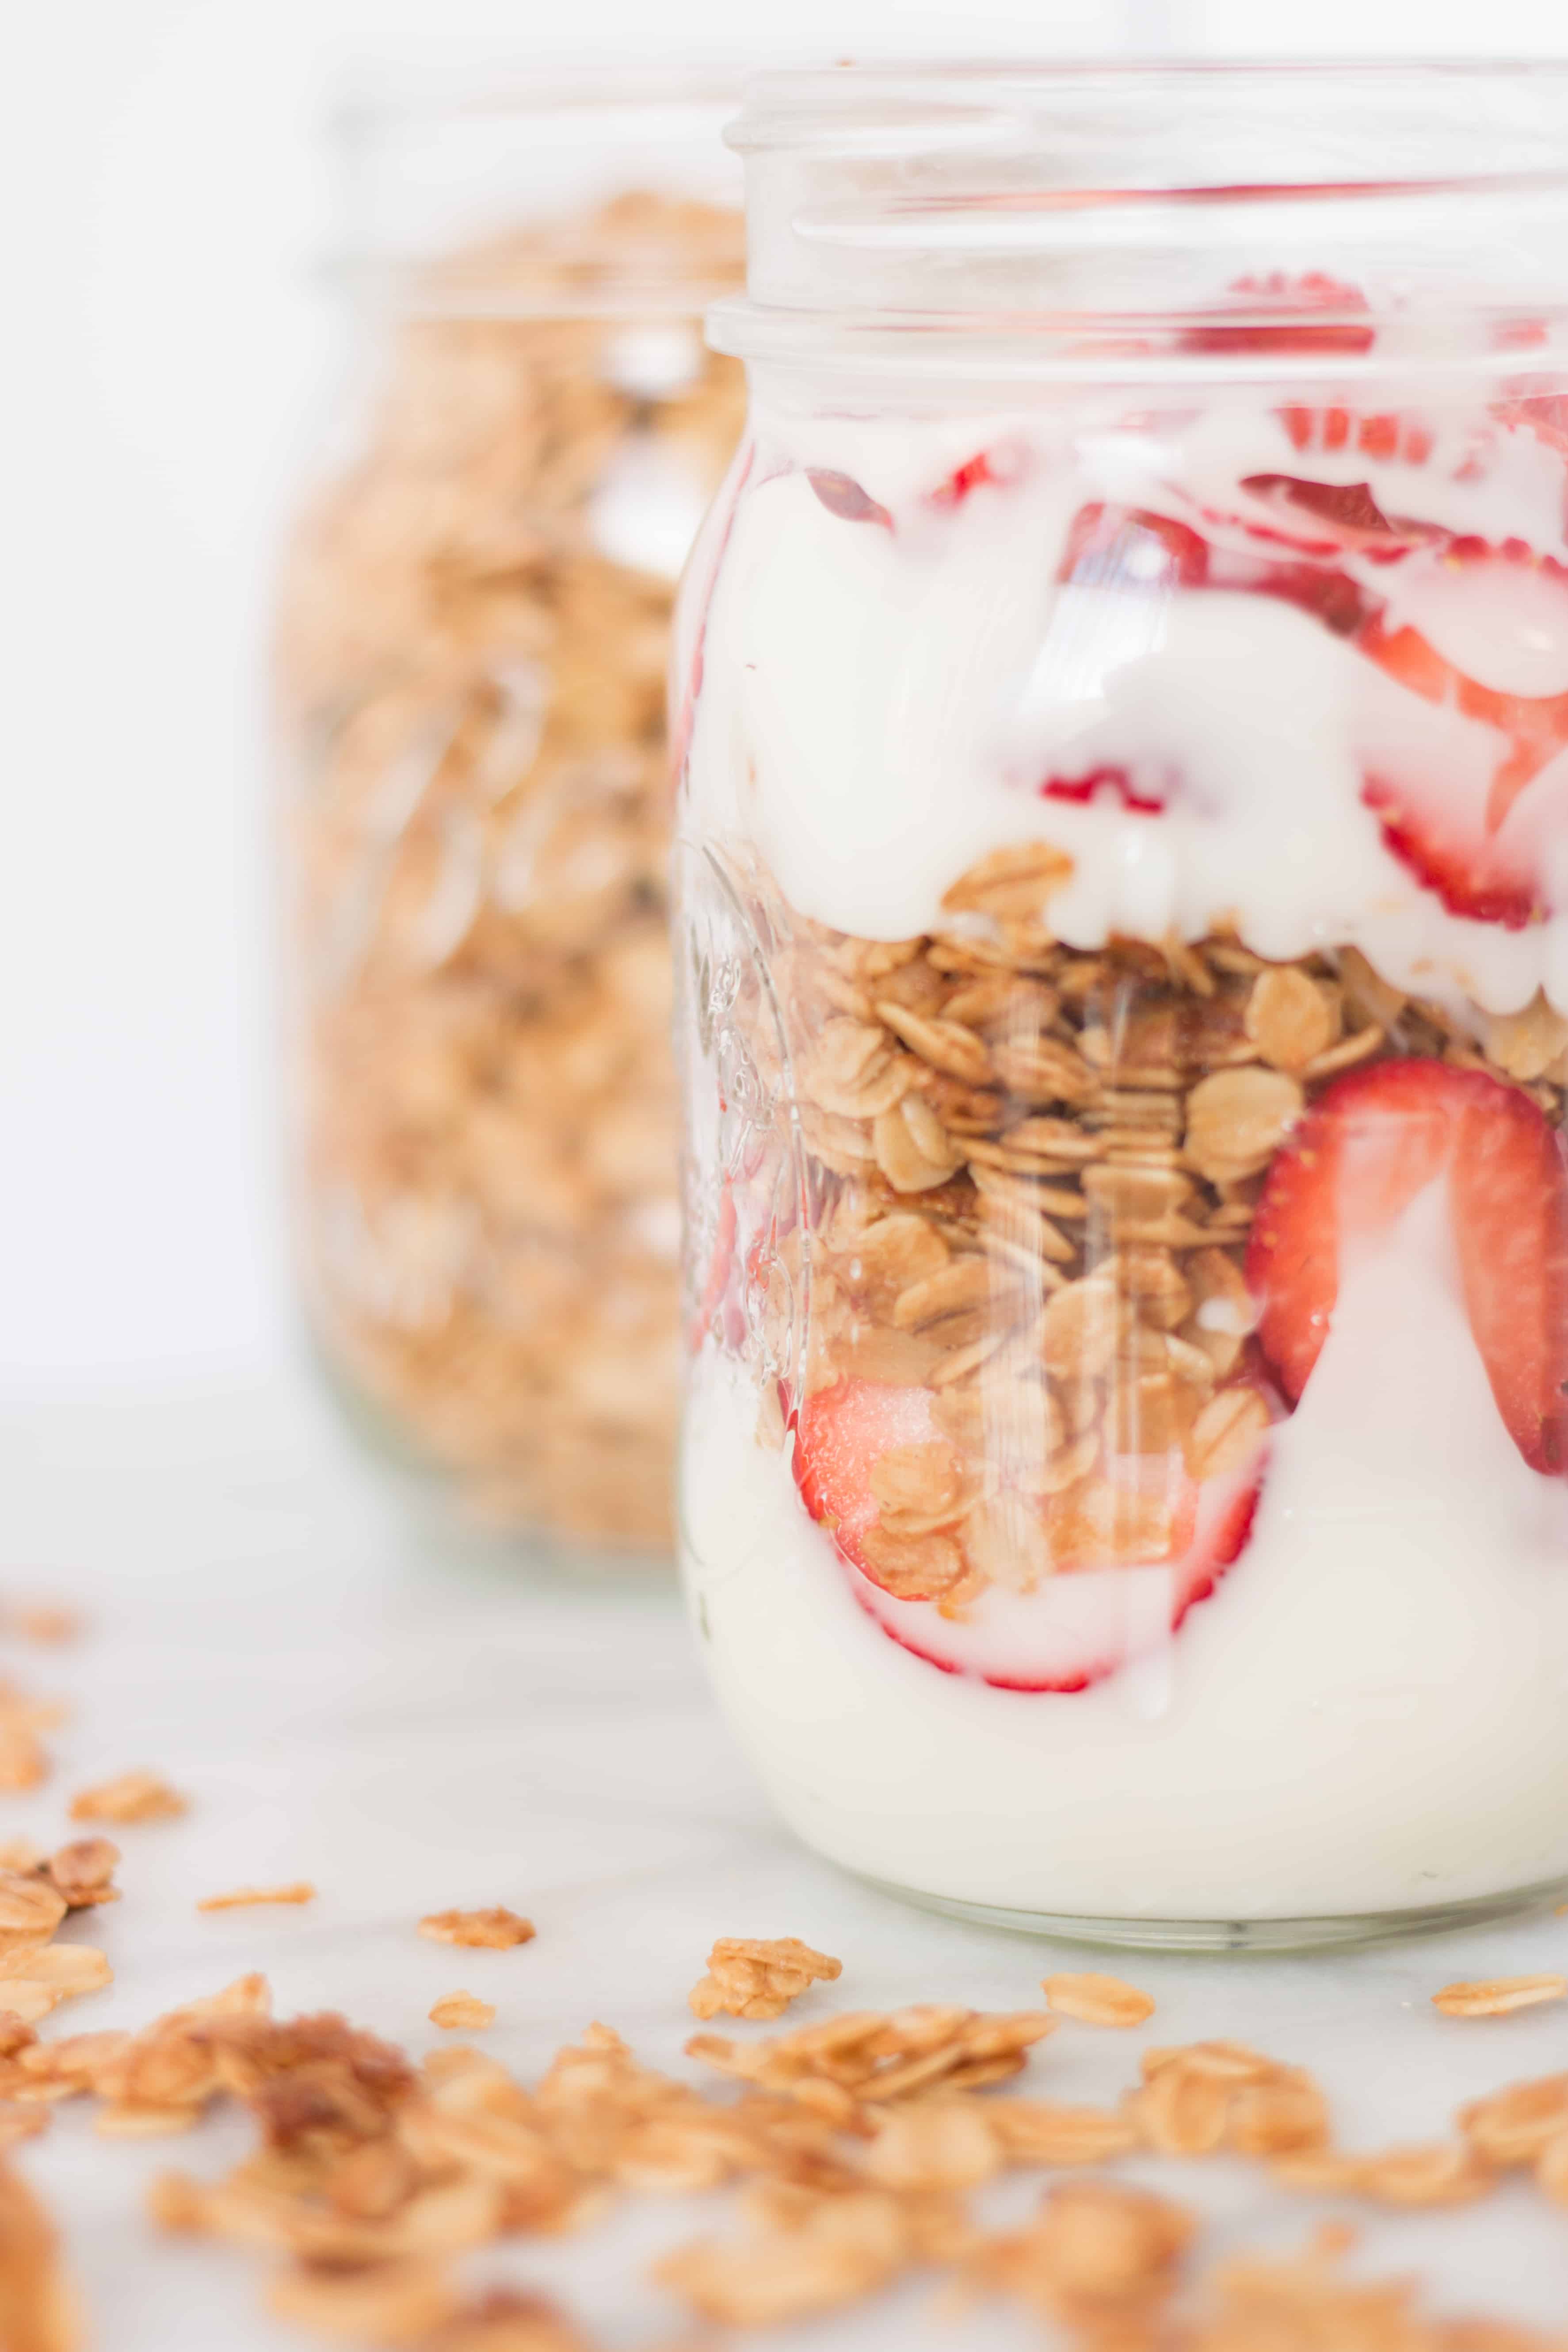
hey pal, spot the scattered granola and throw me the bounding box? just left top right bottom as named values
left=429, top=1995, right=496, bottom=2032
left=69, top=1770, right=186, bottom=1825
left=1042, top=1971, right=1156, bottom=2028
left=1433, top=1975, right=1568, bottom=2018
left=688, top=1936, right=843, bottom=2022
left=419, top=1909, right=535, bottom=1951
left=279, top=192, right=745, bottom=1554
left=196, top=1885, right=316, bottom=1912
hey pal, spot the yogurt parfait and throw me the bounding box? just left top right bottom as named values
left=675, top=65, right=1568, bottom=1943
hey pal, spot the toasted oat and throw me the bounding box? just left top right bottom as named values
left=688, top=1936, right=843, bottom=2023
left=859, top=2097, right=1003, bottom=2192
left=686, top=2005, right=1055, bottom=2115
left=1042, top=1972, right=1156, bottom=2029
left=6, top=1611, right=81, bottom=1648
left=69, top=1769, right=186, bottom=1825
left=656, top=2184, right=914, bottom=2324
left=940, top=840, right=1074, bottom=919
left=1460, top=2072, right=1568, bottom=2165
left=1245, top=966, right=1340, bottom=1071
left=419, top=1908, right=535, bottom=1951
left=42, top=1842, right=118, bottom=1912
left=1433, top=1974, right=1568, bottom=2018
left=0, top=1877, right=65, bottom=1943
left=429, top=1994, right=496, bottom=2032
left=0, top=1947, right=111, bottom=2027
left=1184, top=1065, right=1304, bottom=1184
left=985, top=2099, right=1140, bottom=2165
left=1184, top=1381, right=1271, bottom=1480
left=421, top=2290, right=599, bottom=2352
left=196, top=1884, right=315, bottom=1912
left=0, top=2156, right=80, bottom=2352
left=268, top=2258, right=459, bottom=2343
left=968, top=2179, right=1193, bottom=2326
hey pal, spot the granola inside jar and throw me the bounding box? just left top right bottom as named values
left=278, top=76, right=744, bottom=1557
left=677, top=64, right=1568, bottom=1940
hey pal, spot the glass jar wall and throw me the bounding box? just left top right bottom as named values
left=278, top=75, right=744, bottom=1558
left=676, top=63, right=1568, bottom=1941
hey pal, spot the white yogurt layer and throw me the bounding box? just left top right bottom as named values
left=681, top=1178, right=1568, bottom=1921
left=683, top=397, right=1568, bottom=1017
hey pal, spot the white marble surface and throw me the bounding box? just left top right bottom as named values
left=5, top=1362, right=1568, bottom=2346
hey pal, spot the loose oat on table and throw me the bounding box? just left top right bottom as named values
left=418, top=1908, right=535, bottom=1951
left=42, top=1842, right=118, bottom=1911
left=197, top=1884, right=316, bottom=1912
left=429, top=1994, right=496, bottom=2032
left=0, top=2157, right=80, bottom=2352
left=1042, top=1971, right=1156, bottom=2028
left=687, top=1935, right=842, bottom=2022
left=0, top=1687, right=68, bottom=1795
left=4, top=1611, right=82, bottom=1649
left=1433, top=1975, right=1568, bottom=2018
left=280, top=193, right=744, bottom=1555
left=69, top=1768, right=186, bottom=1825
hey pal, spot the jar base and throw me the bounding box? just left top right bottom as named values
left=852, top=1871, right=1568, bottom=1954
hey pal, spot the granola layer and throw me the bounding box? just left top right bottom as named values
left=699, top=842, right=1568, bottom=1608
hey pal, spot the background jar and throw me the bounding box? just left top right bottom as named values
left=277, top=73, right=745, bottom=1561
left=677, top=63, right=1568, bottom=1941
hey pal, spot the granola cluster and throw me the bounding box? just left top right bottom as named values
left=279, top=192, right=745, bottom=1554
left=721, top=840, right=1568, bottom=1597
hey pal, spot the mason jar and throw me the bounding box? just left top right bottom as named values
left=676, top=62, right=1568, bottom=1943
left=277, top=72, right=744, bottom=1560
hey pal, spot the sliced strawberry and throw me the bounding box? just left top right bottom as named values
left=1061, top=502, right=1208, bottom=593
left=1060, top=500, right=1370, bottom=637
left=1041, top=765, right=1168, bottom=817
left=1181, top=271, right=1374, bottom=357
left=1248, top=1059, right=1568, bottom=1474
left=1355, top=544, right=1568, bottom=924
left=1235, top=473, right=1439, bottom=561
left=1277, top=407, right=1433, bottom=464
left=793, top=1378, right=1267, bottom=1691
left=928, top=443, right=1028, bottom=509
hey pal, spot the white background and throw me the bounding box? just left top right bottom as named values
left=7, top=0, right=1568, bottom=1388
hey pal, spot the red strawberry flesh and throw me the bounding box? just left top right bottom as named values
left=793, top=1378, right=1267, bottom=1690
left=1248, top=1059, right=1568, bottom=1474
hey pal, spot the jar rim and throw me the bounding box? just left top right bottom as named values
left=718, top=60, right=1568, bottom=378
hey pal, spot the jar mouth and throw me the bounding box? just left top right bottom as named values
left=719, top=60, right=1568, bottom=377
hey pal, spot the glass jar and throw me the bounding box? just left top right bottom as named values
left=278, top=73, right=745, bottom=1560
left=676, top=62, right=1568, bottom=1944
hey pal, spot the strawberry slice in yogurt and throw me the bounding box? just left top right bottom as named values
left=793, top=1376, right=1268, bottom=1691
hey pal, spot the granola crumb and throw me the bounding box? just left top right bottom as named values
left=688, top=1936, right=843, bottom=2022
left=428, top=1993, right=496, bottom=2032
left=1042, top=1971, right=1156, bottom=2028
left=1432, top=1974, right=1568, bottom=2018
left=418, top=1907, right=535, bottom=1951
left=69, top=1770, right=186, bottom=1825
left=196, top=1884, right=315, bottom=1913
